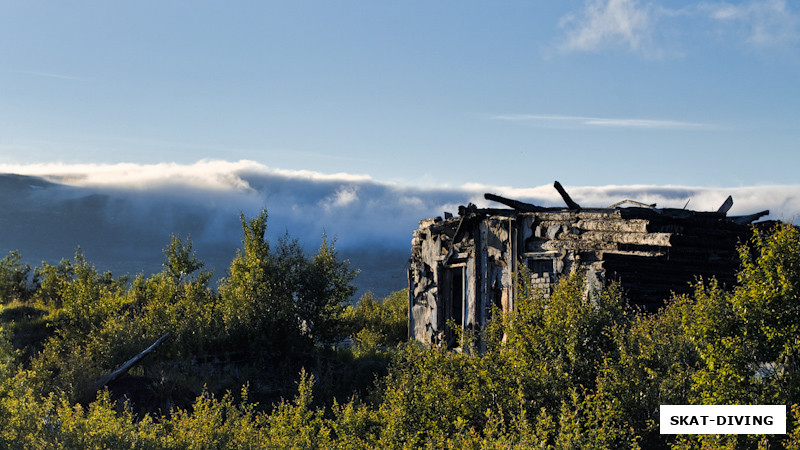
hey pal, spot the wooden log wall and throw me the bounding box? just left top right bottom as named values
left=409, top=205, right=765, bottom=346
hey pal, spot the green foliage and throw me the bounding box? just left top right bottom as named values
left=499, top=272, right=629, bottom=415
left=0, top=211, right=359, bottom=418
left=26, top=238, right=223, bottom=404
left=218, top=210, right=288, bottom=348
left=55, top=250, right=128, bottom=333
left=21, top=251, right=135, bottom=400
left=33, top=257, right=75, bottom=308
left=163, top=234, right=206, bottom=284
left=375, top=343, right=520, bottom=447
left=126, top=236, right=217, bottom=357
left=161, top=387, right=265, bottom=449
left=0, top=326, right=14, bottom=383
left=733, top=223, right=800, bottom=401
left=786, top=404, right=800, bottom=450
left=663, top=223, right=800, bottom=449
left=329, top=398, right=381, bottom=448
left=588, top=305, right=698, bottom=448
left=0, top=300, right=54, bottom=366
left=219, top=211, right=357, bottom=351
left=343, top=289, right=408, bottom=354
left=0, top=251, right=33, bottom=304
left=0, top=370, right=60, bottom=448
left=2, top=217, right=800, bottom=448
left=261, top=369, right=334, bottom=448
left=296, top=236, right=357, bottom=346
left=670, top=223, right=800, bottom=406
left=52, top=390, right=160, bottom=449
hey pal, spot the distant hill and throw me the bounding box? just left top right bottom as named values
left=0, top=173, right=413, bottom=299
left=2, top=164, right=794, bottom=300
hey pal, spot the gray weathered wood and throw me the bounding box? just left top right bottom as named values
left=409, top=184, right=772, bottom=347
left=95, top=332, right=170, bottom=390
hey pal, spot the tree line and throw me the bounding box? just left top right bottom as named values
left=0, top=213, right=799, bottom=448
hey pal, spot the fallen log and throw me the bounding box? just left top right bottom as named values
left=95, top=332, right=171, bottom=390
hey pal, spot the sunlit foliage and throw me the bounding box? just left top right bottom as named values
left=343, top=288, right=408, bottom=355
left=218, top=211, right=356, bottom=351
left=0, top=220, right=799, bottom=448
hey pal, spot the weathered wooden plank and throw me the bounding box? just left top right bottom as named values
left=580, top=231, right=673, bottom=247
left=95, top=333, right=170, bottom=390
left=576, top=219, right=650, bottom=233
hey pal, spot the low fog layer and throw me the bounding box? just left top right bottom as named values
left=2, top=160, right=798, bottom=298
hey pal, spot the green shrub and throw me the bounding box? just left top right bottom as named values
left=343, top=289, right=408, bottom=354
left=0, top=251, right=33, bottom=304
left=3, top=218, right=799, bottom=448
left=218, top=211, right=357, bottom=352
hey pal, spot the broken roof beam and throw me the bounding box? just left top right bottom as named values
left=484, top=193, right=546, bottom=212
left=717, top=195, right=734, bottom=215
left=553, top=181, right=581, bottom=211
left=608, top=199, right=660, bottom=211
left=729, top=210, right=769, bottom=224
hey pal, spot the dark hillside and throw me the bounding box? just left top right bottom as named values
left=0, top=174, right=408, bottom=298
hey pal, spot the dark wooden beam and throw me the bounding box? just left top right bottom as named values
left=553, top=181, right=581, bottom=211
left=717, top=195, right=734, bottom=215
left=730, top=210, right=769, bottom=224
left=483, top=193, right=546, bottom=212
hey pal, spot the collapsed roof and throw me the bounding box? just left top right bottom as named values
left=408, top=181, right=772, bottom=348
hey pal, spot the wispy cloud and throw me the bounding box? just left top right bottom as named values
left=558, top=0, right=656, bottom=56
left=492, top=114, right=712, bottom=130
left=701, top=0, right=800, bottom=48
left=557, top=0, right=800, bottom=56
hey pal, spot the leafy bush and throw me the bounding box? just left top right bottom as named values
left=0, top=251, right=33, bottom=304
left=0, top=326, right=14, bottom=383
left=343, top=289, right=408, bottom=354
left=2, top=219, right=799, bottom=448
left=218, top=211, right=357, bottom=351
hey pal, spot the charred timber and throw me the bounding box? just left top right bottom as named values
left=730, top=210, right=770, bottom=225
left=483, top=193, right=548, bottom=212
left=554, top=181, right=581, bottom=211
left=409, top=182, right=773, bottom=348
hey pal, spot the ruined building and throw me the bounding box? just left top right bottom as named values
left=408, top=182, right=771, bottom=348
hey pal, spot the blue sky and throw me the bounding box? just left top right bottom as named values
left=1, top=0, right=799, bottom=188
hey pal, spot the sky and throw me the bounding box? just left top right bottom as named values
left=1, top=0, right=798, bottom=190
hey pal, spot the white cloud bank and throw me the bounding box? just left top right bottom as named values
left=0, top=160, right=371, bottom=192
left=2, top=160, right=798, bottom=235
left=1, top=160, right=797, bottom=296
